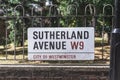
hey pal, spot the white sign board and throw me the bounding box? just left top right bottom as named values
left=28, top=27, right=94, bottom=60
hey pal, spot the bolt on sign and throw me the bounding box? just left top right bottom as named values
left=28, top=27, right=94, bottom=60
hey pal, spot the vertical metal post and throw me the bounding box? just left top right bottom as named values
left=110, top=0, right=120, bottom=80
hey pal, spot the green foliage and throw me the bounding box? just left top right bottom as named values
left=0, top=0, right=113, bottom=46
left=59, top=0, right=113, bottom=31
left=9, top=0, right=20, bottom=4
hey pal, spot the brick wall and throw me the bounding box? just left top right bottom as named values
left=0, top=65, right=109, bottom=80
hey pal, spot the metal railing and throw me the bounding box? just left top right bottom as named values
left=0, top=4, right=114, bottom=64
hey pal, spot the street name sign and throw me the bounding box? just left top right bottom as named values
left=28, top=27, right=94, bottom=60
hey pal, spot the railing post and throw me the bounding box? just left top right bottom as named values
left=110, top=0, right=120, bottom=80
